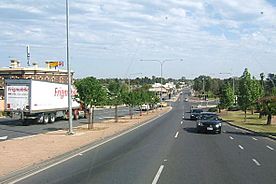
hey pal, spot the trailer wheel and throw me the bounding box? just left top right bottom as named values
left=43, top=114, right=49, bottom=124
left=49, top=114, right=56, bottom=123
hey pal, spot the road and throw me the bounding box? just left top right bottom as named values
left=2, top=89, right=276, bottom=184
left=0, top=94, right=175, bottom=141
left=0, top=106, right=132, bottom=140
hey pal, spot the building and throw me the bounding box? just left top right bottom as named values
left=0, top=59, right=72, bottom=98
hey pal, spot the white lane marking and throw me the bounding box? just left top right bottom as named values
left=238, top=145, right=244, bottom=150
left=181, top=121, right=183, bottom=125
left=8, top=111, right=168, bottom=184
left=266, top=145, right=274, bottom=151
left=252, top=159, right=261, bottom=166
left=0, top=136, right=8, bottom=140
left=152, top=165, right=164, bottom=184
left=252, top=137, right=258, bottom=141
left=234, top=127, right=239, bottom=130
left=174, top=131, right=179, bottom=138
left=229, top=136, right=234, bottom=140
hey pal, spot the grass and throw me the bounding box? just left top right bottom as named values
left=219, top=110, right=276, bottom=138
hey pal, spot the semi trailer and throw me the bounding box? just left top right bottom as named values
left=4, top=79, right=86, bottom=125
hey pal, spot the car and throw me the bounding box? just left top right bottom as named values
left=140, top=104, right=150, bottom=111
left=196, top=112, right=222, bottom=134
left=190, top=108, right=203, bottom=120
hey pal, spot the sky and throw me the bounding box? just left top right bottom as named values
left=0, top=0, right=276, bottom=79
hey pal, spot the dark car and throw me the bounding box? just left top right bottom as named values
left=196, top=112, right=222, bottom=134
left=190, top=108, right=203, bottom=120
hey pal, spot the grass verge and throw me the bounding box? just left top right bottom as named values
left=219, top=110, right=276, bottom=139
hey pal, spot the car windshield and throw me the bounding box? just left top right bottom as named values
left=200, top=114, right=218, bottom=120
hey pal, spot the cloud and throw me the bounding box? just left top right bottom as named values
left=0, top=0, right=276, bottom=78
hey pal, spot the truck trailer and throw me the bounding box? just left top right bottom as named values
left=4, top=79, right=86, bottom=125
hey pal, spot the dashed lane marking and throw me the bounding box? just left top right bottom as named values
left=6, top=112, right=168, bottom=184
left=152, top=165, right=164, bottom=184
left=252, top=159, right=261, bottom=166
left=238, top=145, right=244, bottom=150
left=266, top=145, right=274, bottom=151
left=174, top=131, right=179, bottom=138
left=229, top=136, right=234, bottom=140
left=252, top=137, right=258, bottom=141
left=181, top=121, right=183, bottom=125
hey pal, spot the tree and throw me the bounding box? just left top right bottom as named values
left=122, top=90, right=139, bottom=119
left=107, top=81, right=125, bottom=122
left=238, top=68, right=253, bottom=121
left=75, top=77, right=107, bottom=129
left=251, top=77, right=263, bottom=114
left=257, top=96, right=276, bottom=125
left=219, top=82, right=234, bottom=109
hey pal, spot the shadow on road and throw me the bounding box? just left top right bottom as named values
left=43, top=127, right=63, bottom=131
left=0, top=127, right=36, bottom=136
left=183, top=127, right=198, bottom=133
left=183, top=127, right=221, bottom=135
left=0, top=119, right=24, bottom=126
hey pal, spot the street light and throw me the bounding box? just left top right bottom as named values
left=140, top=59, right=183, bottom=104
left=66, top=0, right=73, bottom=135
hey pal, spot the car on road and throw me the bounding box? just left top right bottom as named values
left=196, top=112, right=222, bottom=134
left=190, top=108, right=203, bottom=120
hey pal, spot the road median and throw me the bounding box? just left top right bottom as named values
left=0, top=107, right=171, bottom=179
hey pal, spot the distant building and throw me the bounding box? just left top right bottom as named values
left=149, top=83, right=168, bottom=95
left=0, top=59, right=73, bottom=98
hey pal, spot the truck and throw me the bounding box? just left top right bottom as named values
left=4, top=79, right=86, bottom=125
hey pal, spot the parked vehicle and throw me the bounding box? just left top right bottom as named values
left=190, top=108, right=203, bottom=120
left=140, top=104, right=150, bottom=111
left=4, top=79, right=86, bottom=125
left=196, top=112, right=222, bottom=134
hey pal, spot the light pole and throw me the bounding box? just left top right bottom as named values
left=140, top=59, right=183, bottom=106
left=66, top=0, right=73, bottom=135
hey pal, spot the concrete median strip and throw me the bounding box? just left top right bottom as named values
left=0, top=107, right=171, bottom=181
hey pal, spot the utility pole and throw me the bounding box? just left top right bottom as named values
left=66, top=0, right=73, bottom=135
left=26, top=45, right=31, bottom=66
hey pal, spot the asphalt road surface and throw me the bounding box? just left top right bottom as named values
left=2, top=90, right=276, bottom=184
left=0, top=106, right=133, bottom=140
